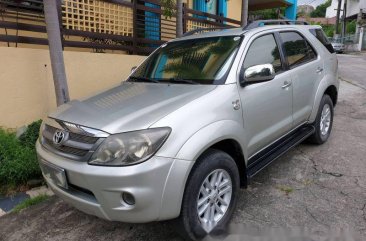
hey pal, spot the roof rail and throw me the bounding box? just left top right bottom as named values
left=243, top=20, right=309, bottom=30
left=182, top=26, right=233, bottom=37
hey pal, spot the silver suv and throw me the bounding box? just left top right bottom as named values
left=37, top=20, right=338, bottom=240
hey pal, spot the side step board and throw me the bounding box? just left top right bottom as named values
left=247, top=125, right=315, bottom=179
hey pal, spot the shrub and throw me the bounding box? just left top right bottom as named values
left=18, top=120, right=42, bottom=148
left=0, top=120, right=42, bottom=189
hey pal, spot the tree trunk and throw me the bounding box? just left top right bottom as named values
left=176, top=0, right=183, bottom=37
left=43, top=0, right=70, bottom=106
left=241, top=0, right=248, bottom=27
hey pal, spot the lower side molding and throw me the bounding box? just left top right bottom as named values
left=247, top=125, right=315, bottom=179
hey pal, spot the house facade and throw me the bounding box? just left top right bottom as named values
left=0, top=0, right=298, bottom=54
left=0, top=0, right=298, bottom=128
left=326, top=0, right=366, bottom=20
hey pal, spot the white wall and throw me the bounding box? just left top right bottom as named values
left=326, top=0, right=364, bottom=18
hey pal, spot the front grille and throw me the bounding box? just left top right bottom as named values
left=45, top=125, right=99, bottom=144
left=41, top=124, right=103, bottom=161
left=43, top=138, right=89, bottom=157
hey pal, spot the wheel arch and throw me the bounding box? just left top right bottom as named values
left=324, top=85, right=338, bottom=106
left=309, top=83, right=338, bottom=123
left=159, top=121, right=248, bottom=220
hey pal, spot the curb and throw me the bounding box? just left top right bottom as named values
left=0, top=186, right=53, bottom=217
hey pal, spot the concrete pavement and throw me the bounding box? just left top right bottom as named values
left=0, top=54, right=365, bottom=241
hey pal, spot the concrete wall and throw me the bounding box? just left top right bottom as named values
left=0, top=47, right=145, bottom=129
left=227, top=0, right=242, bottom=21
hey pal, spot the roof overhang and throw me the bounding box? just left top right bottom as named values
left=249, top=0, right=295, bottom=11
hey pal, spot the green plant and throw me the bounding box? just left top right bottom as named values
left=346, top=20, right=356, bottom=34
left=277, top=185, right=294, bottom=195
left=18, top=120, right=41, bottom=148
left=12, top=194, right=49, bottom=213
left=310, top=0, right=331, bottom=18
left=0, top=120, right=42, bottom=191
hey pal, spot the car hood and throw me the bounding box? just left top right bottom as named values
left=49, top=82, right=216, bottom=134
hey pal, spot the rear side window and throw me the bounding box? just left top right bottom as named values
left=280, top=31, right=316, bottom=68
left=243, top=34, right=283, bottom=73
left=309, top=28, right=335, bottom=53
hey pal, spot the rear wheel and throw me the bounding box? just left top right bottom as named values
left=175, top=149, right=240, bottom=240
left=308, top=94, right=334, bottom=144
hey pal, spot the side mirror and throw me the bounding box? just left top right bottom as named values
left=131, top=66, right=137, bottom=73
left=240, top=64, right=275, bottom=86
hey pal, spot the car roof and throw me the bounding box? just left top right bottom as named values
left=171, top=24, right=322, bottom=42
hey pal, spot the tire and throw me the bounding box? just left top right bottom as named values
left=308, top=94, right=334, bottom=145
left=174, top=149, right=240, bottom=240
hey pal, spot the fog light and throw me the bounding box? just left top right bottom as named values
left=122, top=192, right=135, bottom=206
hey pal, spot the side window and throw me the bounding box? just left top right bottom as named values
left=243, top=34, right=283, bottom=73
left=310, top=28, right=335, bottom=53
left=280, top=31, right=316, bottom=68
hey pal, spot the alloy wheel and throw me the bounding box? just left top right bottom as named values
left=196, top=169, right=232, bottom=233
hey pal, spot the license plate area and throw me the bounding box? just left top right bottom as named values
left=39, top=160, right=68, bottom=189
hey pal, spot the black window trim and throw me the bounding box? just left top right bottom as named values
left=241, top=32, right=287, bottom=77
left=278, top=30, right=318, bottom=70
left=309, top=28, right=335, bottom=54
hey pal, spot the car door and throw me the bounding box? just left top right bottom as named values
left=279, top=31, right=323, bottom=127
left=238, top=32, right=293, bottom=157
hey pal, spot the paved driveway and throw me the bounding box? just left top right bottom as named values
left=1, top=54, right=366, bottom=241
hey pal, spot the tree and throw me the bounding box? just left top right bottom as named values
left=310, top=0, right=331, bottom=18
left=43, top=0, right=70, bottom=106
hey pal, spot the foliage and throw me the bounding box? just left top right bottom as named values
left=277, top=185, right=294, bottom=195
left=310, top=0, right=331, bottom=18
left=316, top=20, right=357, bottom=38
left=161, top=0, right=176, bottom=18
left=249, top=8, right=284, bottom=20
left=346, top=20, right=356, bottom=34
left=322, top=24, right=335, bottom=37
left=18, top=120, right=42, bottom=148
left=12, top=194, right=49, bottom=213
left=0, top=121, right=42, bottom=189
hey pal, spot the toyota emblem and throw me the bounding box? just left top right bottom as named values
left=53, top=130, right=68, bottom=145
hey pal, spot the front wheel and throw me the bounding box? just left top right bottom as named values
left=175, top=149, right=240, bottom=240
left=308, top=94, right=334, bottom=144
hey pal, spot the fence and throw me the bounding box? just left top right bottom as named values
left=0, top=0, right=241, bottom=55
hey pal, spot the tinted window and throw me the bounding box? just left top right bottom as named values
left=280, top=32, right=316, bottom=68
left=130, top=36, right=241, bottom=85
left=309, top=28, right=335, bottom=53
left=243, top=34, right=282, bottom=73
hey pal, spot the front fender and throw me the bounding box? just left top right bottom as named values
left=175, top=120, right=248, bottom=162
left=158, top=120, right=247, bottom=220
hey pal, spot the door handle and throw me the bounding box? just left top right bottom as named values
left=316, top=67, right=324, bottom=73
left=282, top=81, right=292, bottom=89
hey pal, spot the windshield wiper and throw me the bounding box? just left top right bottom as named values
left=129, top=76, right=159, bottom=83
left=166, top=78, right=200, bottom=85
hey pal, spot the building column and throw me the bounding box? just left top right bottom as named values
left=218, top=0, right=227, bottom=17
left=194, top=0, right=207, bottom=14
left=285, top=3, right=297, bottom=20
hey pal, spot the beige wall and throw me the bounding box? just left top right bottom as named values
left=227, top=0, right=242, bottom=22
left=0, top=47, right=145, bottom=128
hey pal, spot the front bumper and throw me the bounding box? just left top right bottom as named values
left=36, top=141, right=193, bottom=223
left=333, top=46, right=345, bottom=52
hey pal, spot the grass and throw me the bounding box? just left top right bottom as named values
left=0, top=120, right=42, bottom=195
left=276, top=185, right=294, bottom=195
left=12, top=194, right=49, bottom=213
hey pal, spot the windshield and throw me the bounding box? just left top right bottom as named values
left=129, top=36, right=242, bottom=85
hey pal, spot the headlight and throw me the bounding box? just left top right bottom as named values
left=88, top=127, right=171, bottom=166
